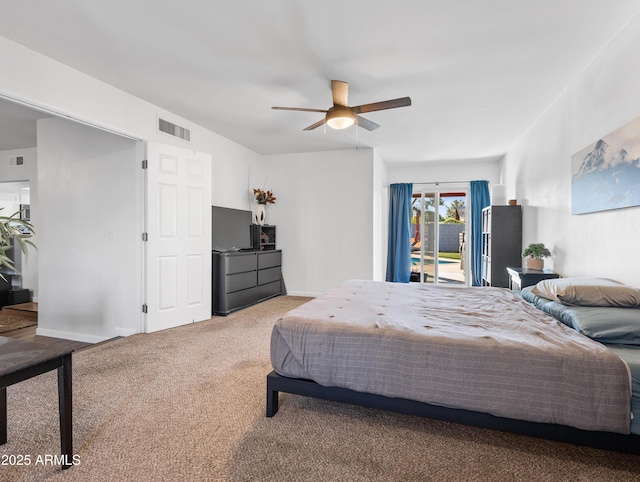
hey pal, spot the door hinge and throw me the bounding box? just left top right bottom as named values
left=142, top=159, right=148, bottom=169
left=142, top=304, right=148, bottom=313
left=142, top=232, right=148, bottom=242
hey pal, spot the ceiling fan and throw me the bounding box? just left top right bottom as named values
left=272, top=80, right=411, bottom=131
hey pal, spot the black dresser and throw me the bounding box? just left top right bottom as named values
left=212, top=250, right=283, bottom=315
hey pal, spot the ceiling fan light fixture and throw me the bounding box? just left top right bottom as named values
left=326, top=108, right=355, bottom=129
left=272, top=80, right=411, bottom=131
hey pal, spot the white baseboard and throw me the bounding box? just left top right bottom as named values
left=114, top=327, right=137, bottom=337
left=35, top=327, right=112, bottom=344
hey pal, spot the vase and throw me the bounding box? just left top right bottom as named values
left=255, top=204, right=266, bottom=225
left=525, top=257, right=544, bottom=270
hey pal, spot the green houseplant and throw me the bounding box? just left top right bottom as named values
left=521, top=243, right=551, bottom=270
left=0, top=208, right=35, bottom=277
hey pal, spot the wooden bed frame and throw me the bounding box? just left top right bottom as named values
left=266, top=370, right=640, bottom=455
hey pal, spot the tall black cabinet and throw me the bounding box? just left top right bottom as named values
left=481, top=205, right=522, bottom=288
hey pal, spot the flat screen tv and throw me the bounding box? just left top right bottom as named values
left=211, top=206, right=253, bottom=252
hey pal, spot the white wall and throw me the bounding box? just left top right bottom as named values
left=211, top=139, right=263, bottom=211
left=388, top=157, right=503, bottom=187
left=258, top=149, right=375, bottom=296
left=36, top=117, right=140, bottom=342
left=503, top=13, right=640, bottom=286
left=0, top=148, right=38, bottom=298
left=372, top=150, right=389, bottom=281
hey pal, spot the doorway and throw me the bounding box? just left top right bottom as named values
left=0, top=181, right=36, bottom=327
left=411, top=189, right=468, bottom=285
left=0, top=96, right=145, bottom=342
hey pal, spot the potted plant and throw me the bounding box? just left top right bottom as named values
left=0, top=208, right=35, bottom=280
left=521, top=243, right=551, bottom=270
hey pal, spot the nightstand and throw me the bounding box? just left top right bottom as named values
left=506, top=267, right=560, bottom=291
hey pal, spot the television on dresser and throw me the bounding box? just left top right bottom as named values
left=211, top=206, right=253, bottom=252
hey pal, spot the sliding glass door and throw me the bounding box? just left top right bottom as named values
left=411, top=189, right=469, bottom=285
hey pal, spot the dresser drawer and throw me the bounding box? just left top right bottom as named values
left=227, top=271, right=256, bottom=293
left=258, top=266, right=281, bottom=286
left=227, top=287, right=258, bottom=310
left=225, top=253, right=257, bottom=274
left=258, top=251, right=281, bottom=269
left=258, top=280, right=281, bottom=299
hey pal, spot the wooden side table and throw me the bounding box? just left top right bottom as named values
left=506, top=267, right=560, bottom=291
left=0, top=337, right=74, bottom=469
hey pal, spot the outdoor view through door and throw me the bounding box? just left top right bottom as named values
left=411, top=191, right=468, bottom=285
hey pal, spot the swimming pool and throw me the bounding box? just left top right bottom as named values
left=411, top=257, right=457, bottom=266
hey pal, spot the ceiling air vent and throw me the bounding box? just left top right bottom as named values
left=158, top=118, right=191, bottom=142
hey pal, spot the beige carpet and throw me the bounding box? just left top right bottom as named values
left=2, top=295, right=640, bottom=482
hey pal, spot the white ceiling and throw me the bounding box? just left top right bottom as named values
left=0, top=1, right=639, bottom=164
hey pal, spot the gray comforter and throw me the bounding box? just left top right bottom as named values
left=271, top=280, right=632, bottom=434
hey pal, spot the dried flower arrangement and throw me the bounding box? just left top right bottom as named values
left=253, top=188, right=276, bottom=205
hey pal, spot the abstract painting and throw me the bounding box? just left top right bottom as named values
left=571, top=116, right=640, bottom=214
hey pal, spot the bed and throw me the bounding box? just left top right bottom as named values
left=267, top=278, right=640, bottom=453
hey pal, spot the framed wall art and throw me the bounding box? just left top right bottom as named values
left=571, top=116, right=640, bottom=214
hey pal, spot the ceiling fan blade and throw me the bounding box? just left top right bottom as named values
left=303, top=118, right=327, bottom=131
left=351, top=97, right=412, bottom=114
left=355, top=115, right=380, bottom=131
left=272, top=106, right=328, bottom=113
left=331, top=80, right=349, bottom=107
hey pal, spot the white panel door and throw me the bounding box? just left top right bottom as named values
left=145, top=142, right=212, bottom=333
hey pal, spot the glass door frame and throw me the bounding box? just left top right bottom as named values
left=413, top=186, right=470, bottom=286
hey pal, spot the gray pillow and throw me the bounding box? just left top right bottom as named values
left=563, top=306, right=640, bottom=345
left=521, top=286, right=640, bottom=344
left=532, top=277, right=640, bottom=308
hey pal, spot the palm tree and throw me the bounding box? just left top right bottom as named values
left=411, top=198, right=422, bottom=246
left=446, top=200, right=465, bottom=221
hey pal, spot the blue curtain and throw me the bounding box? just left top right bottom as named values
left=470, top=180, right=490, bottom=286
left=386, top=183, right=413, bottom=282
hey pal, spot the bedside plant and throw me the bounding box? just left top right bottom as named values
left=0, top=208, right=35, bottom=276
left=521, top=243, right=551, bottom=270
